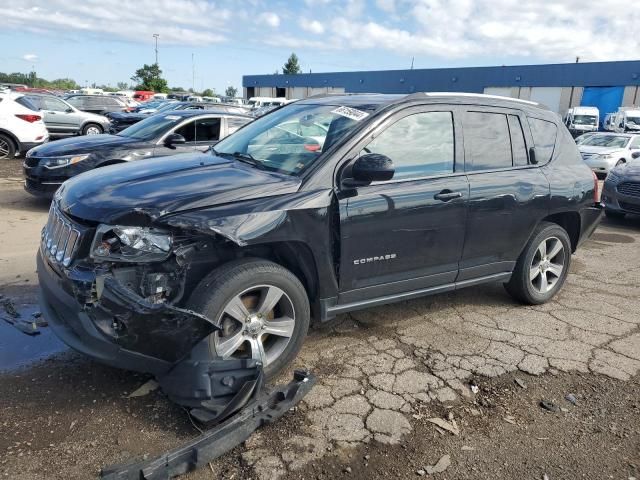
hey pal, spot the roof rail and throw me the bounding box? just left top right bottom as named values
left=405, top=91, right=540, bottom=106
left=304, top=92, right=375, bottom=99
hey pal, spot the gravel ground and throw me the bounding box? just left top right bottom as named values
left=0, top=158, right=638, bottom=479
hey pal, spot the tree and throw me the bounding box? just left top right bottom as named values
left=225, top=86, right=238, bottom=98
left=282, top=53, right=301, bottom=75
left=116, top=81, right=129, bottom=90
left=201, top=88, right=214, bottom=97
left=130, top=63, right=169, bottom=93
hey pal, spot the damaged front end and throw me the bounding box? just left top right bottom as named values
left=35, top=204, right=315, bottom=478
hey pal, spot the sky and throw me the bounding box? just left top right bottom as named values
left=1, top=0, right=639, bottom=94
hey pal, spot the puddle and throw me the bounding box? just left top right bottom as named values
left=590, top=232, right=635, bottom=244
left=0, top=303, right=67, bottom=372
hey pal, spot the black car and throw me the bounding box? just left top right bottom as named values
left=601, top=153, right=640, bottom=218
left=23, top=110, right=253, bottom=197
left=36, top=93, right=602, bottom=398
left=64, top=94, right=127, bottom=115
left=106, top=102, right=250, bottom=133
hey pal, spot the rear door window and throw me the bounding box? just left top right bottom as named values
left=42, top=97, right=69, bottom=112
left=465, top=112, right=513, bottom=170
left=194, top=118, right=221, bottom=142
left=527, top=117, right=557, bottom=164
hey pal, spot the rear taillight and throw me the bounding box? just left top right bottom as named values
left=592, top=171, right=600, bottom=203
left=15, top=114, right=41, bottom=123
left=304, top=144, right=321, bottom=152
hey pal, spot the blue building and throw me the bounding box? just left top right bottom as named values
left=243, top=60, right=640, bottom=117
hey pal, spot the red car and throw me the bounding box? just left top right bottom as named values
left=133, top=90, right=155, bottom=102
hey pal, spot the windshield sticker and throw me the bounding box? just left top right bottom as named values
left=331, top=106, right=369, bottom=122
left=164, top=115, right=181, bottom=121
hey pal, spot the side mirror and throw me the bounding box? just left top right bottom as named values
left=632, top=151, right=640, bottom=159
left=65, top=107, right=74, bottom=113
left=344, top=153, right=395, bottom=187
left=529, top=147, right=538, bottom=165
left=165, top=133, right=186, bottom=149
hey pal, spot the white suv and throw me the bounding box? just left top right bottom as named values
left=0, top=92, right=49, bottom=159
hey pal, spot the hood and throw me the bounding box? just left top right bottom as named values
left=57, top=152, right=302, bottom=223
left=613, top=161, right=640, bottom=180
left=29, top=134, right=139, bottom=157
left=578, top=146, right=626, bottom=155
left=108, top=112, right=147, bottom=121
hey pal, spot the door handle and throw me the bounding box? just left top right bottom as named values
left=434, top=190, right=463, bottom=202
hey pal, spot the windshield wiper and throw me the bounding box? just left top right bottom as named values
left=231, top=151, right=265, bottom=169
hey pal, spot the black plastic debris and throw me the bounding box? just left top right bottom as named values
left=100, top=369, right=315, bottom=480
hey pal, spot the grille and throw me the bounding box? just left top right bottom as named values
left=620, top=201, right=640, bottom=214
left=617, top=182, right=640, bottom=198
left=42, top=205, right=82, bottom=267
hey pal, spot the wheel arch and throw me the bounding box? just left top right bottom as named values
left=541, top=211, right=581, bottom=252
left=0, top=129, right=19, bottom=149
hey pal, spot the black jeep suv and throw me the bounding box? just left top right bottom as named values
left=37, top=93, right=602, bottom=387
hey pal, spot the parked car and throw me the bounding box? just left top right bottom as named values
left=35, top=93, right=602, bottom=382
left=23, top=92, right=110, bottom=136
left=577, top=132, right=640, bottom=176
left=247, top=97, right=287, bottom=109
left=23, top=110, right=252, bottom=197
left=601, top=155, right=640, bottom=218
left=0, top=92, right=48, bottom=159
left=65, top=95, right=128, bottom=115
left=563, top=106, right=599, bottom=137
left=603, top=113, right=616, bottom=131
left=106, top=102, right=249, bottom=133
left=574, top=132, right=598, bottom=145
left=133, top=91, right=155, bottom=102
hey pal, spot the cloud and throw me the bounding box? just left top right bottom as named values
left=22, top=53, right=38, bottom=62
left=257, top=12, right=280, bottom=28
left=300, top=20, right=325, bottom=34
left=3, top=0, right=230, bottom=46
left=265, top=0, right=640, bottom=62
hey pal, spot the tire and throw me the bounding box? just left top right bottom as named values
left=504, top=222, right=571, bottom=305
left=605, top=209, right=625, bottom=219
left=187, top=258, right=310, bottom=379
left=82, top=123, right=103, bottom=135
left=0, top=134, right=16, bottom=160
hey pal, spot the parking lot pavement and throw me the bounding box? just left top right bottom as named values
left=1, top=167, right=639, bottom=479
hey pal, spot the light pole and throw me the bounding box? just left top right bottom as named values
left=153, top=34, right=159, bottom=65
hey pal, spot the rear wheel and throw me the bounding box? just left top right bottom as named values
left=82, top=123, right=103, bottom=135
left=187, top=259, right=310, bottom=379
left=505, top=222, right=571, bottom=305
left=0, top=134, right=16, bottom=160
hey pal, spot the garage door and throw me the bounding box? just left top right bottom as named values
left=529, top=87, right=563, bottom=113
left=581, top=86, right=625, bottom=128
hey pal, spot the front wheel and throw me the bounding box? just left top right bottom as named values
left=187, top=259, right=310, bottom=379
left=505, top=222, right=571, bottom=305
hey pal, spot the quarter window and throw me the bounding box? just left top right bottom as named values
left=527, top=117, right=557, bottom=164
left=362, top=111, right=455, bottom=180
left=465, top=112, right=512, bottom=170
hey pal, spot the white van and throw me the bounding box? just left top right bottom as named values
left=564, top=106, right=599, bottom=137
left=613, top=108, right=640, bottom=133
left=153, top=93, right=168, bottom=100
left=187, top=95, right=203, bottom=102
left=247, top=97, right=287, bottom=109
left=80, top=88, right=104, bottom=95
left=603, top=113, right=616, bottom=132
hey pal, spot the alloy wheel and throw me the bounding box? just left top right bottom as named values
left=0, top=138, right=9, bottom=159
left=212, top=284, right=296, bottom=367
left=85, top=126, right=101, bottom=135
left=529, top=236, right=565, bottom=294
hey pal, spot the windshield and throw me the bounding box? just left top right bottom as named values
left=575, top=133, right=596, bottom=145
left=213, top=103, right=372, bottom=175
left=119, top=114, right=184, bottom=140
left=153, top=102, right=179, bottom=114
left=582, top=135, right=630, bottom=148
left=573, top=115, right=597, bottom=125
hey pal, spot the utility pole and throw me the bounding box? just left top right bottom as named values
left=411, top=57, right=414, bottom=70
left=575, top=56, right=580, bottom=63
left=192, top=53, right=195, bottom=92
left=153, top=34, right=159, bottom=65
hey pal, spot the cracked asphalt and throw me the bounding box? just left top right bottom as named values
left=0, top=165, right=639, bottom=479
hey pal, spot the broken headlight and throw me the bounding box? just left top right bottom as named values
left=90, top=225, right=173, bottom=263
